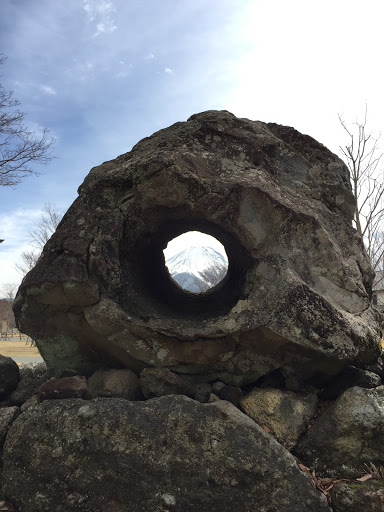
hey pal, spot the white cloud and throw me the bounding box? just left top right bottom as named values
left=164, top=67, right=174, bottom=75
left=40, top=84, right=57, bottom=95
left=94, top=21, right=117, bottom=36
left=115, top=62, right=133, bottom=79
left=145, top=53, right=155, bottom=60
left=83, top=0, right=117, bottom=37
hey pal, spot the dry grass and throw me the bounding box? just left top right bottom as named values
left=0, top=339, right=40, bottom=358
left=365, top=462, right=384, bottom=480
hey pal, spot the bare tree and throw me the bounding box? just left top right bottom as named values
left=15, top=203, right=63, bottom=276
left=15, top=248, right=40, bottom=276
left=29, top=202, right=62, bottom=249
left=0, top=283, right=18, bottom=301
left=0, top=54, right=55, bottom=187
left=0, top=283, right=18, bottom=329
left=339, top=108, right=384, bottom=272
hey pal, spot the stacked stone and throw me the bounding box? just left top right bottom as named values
left=0, top=355, right=384, bottom=511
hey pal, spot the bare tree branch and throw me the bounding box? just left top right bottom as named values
left=29, top=203, right=62, bottom=249
left=14, top=249, right=40, bottom=277
left=15, top=203, right=63, bottom=277
left=339, top=108, right=384, bottom=296
left=0, top=53, right=55, bottom=187
left=0, top=283, right=18, bottom=301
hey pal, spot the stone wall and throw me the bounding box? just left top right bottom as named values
left=0, top=356, right=383, bottom=511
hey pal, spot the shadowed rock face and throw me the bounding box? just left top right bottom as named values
left=2, top=396, right=331, bottom=512
left=13, top=110, right=381, bottom=382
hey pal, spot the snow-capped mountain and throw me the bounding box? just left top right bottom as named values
left=165, top=245, right=228, bottom=293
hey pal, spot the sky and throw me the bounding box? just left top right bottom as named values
left=1, top=0, right=384, bottom=289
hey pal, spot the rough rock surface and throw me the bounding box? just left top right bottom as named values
left=10, top=363, right=47, bottom=407
left=13, top=110, right=380, bottom=383
left=192, top=382, right=213, bottom=402
left=87, top=368, right=141, bottom=400
left=296, top=386, right=384, bottom=478
left=39, top=376, right=88, bottom=400
left=240, top=388, right=317, bottom=449
left=217, top=385, right=243, bottom=407
left=10, top=365, right=47, bottom=406
left=10, top=377, right=44, bottom=407
left=360, top=355, right=384, bottom=379
left=20, top=394, right=40, bottom=412
left=18, top=362, right=46, bottom=380
left=0, top=356, right=19, bottom=399
left=2, top=395, right=330, bottom=512
left=0, top=408, right=20, bottom=449
left=139, top=367, right=194, bottom=399
left=0, top=407, right=20, bottom=497
left=319, top=366, right=382, bottom=400
left=330, top=480, right=384, bottom=511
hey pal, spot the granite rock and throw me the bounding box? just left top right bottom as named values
left=330, top=480, right=384, bottom=512
left=240, top=387, right=317, bottom=449
left=0, top=407, right=20, bottom=448
left=139, top=367, right=194, bottom=399
left=87, top=368, right=142, bottom=400
left=319, top=366, right=382, bottom=400
left=2, top=395, right=330, bottom=512
left=0, top=356, right=19, bottom=399
left=296, top=386, right=384, bottom=478
left=39, top=376, right=88, bottom=400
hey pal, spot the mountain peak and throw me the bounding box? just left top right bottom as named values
left=165, top=245, right=228, bottom=293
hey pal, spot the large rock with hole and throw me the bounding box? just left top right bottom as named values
left=13, top=110, right=380, bottom=382
left=2, top=395, right=330, bottom=511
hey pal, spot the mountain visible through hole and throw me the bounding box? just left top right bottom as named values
left=163, top=231, right=228, bottom=293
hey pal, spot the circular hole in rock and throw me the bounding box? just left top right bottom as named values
left=163, top=231, right=228, bottom=294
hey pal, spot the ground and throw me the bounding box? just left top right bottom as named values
left=0, top=338, right=41, bottom=364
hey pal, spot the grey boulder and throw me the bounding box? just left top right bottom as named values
left=0, top=355, right=19, bottom=399
left=296, top=386, right=384, bottom=478
left=2, top=395, right=330, bottom=512
left=330, top=480, right=384, bottom=511
left=240, top=387, right=317, bottom=449
left=10, top=363, right=47, bottom=407
left=0, top=407, right=20, bottom=448
left=87, top=368, right=142, bottom=400
left=39, top=376, right=88, bottom=400
left=319, top=366, right=382, bottom=400
left=139, top=367, right=194, bottom=399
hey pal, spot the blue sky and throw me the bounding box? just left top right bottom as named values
left=1, top=0, right=384, bottom=286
